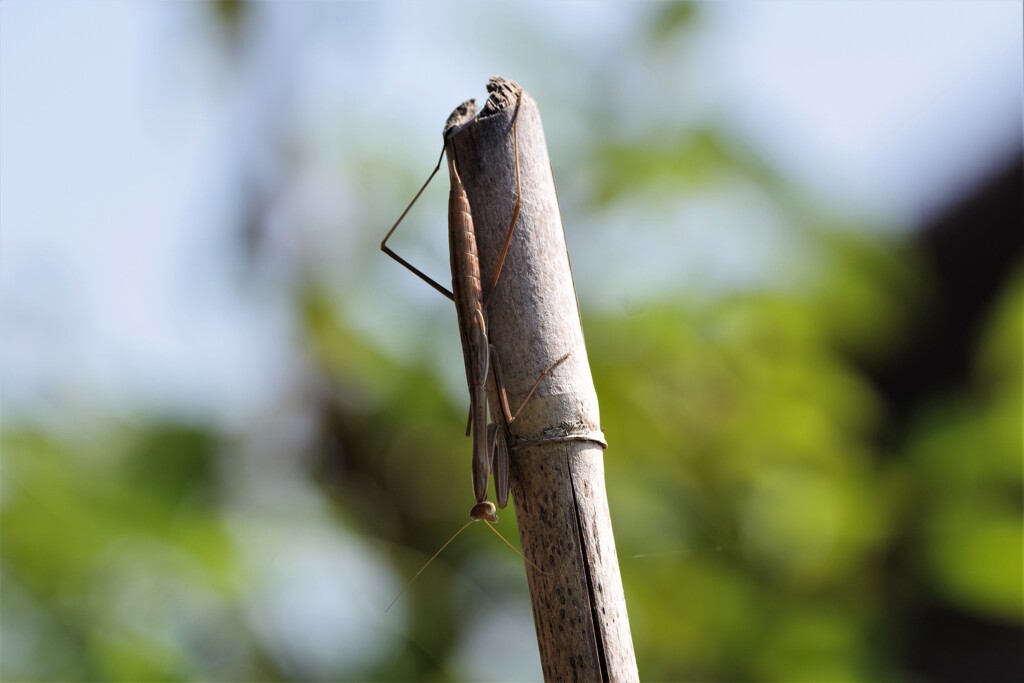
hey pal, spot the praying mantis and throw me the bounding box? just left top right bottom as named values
left=379, top=82, right=636, bottom=683
left=380, top=86, right=568, bottom=533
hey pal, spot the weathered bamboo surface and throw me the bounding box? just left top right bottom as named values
left=445, top=76, right=639, bottom=683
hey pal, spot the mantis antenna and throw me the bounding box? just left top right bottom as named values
left=385, top=502, right=544, bottom=614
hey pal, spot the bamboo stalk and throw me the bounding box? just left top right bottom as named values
left=445, top=77, right=639, bottom=683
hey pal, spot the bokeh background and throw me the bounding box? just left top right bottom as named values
left=2, top=2, right=1021, bottom=682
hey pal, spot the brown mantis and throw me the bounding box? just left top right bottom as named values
left=380, top=88, right=567, bottom=593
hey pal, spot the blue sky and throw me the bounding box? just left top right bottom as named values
left=2, top=1, right=1020, bottom=423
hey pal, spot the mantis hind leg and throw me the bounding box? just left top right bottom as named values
left=489, top=345, right=571, bottom=426
left=485, top=345, right=571, bottom=509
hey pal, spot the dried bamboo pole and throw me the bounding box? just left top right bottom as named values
left=445, top=77, right=639, bottom=683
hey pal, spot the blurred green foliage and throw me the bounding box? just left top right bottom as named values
left=4, top=252, right=1019, bottom=681
left=594, top=264, right=1022, bottom=681
left=2, top=424, right=247, bottom=681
